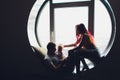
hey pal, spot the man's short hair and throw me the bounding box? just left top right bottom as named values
left=47, top=42, right=56, bottom=50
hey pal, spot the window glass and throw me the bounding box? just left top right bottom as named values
left=94, top=0, right=112, bottom=56
left=37, top=2, right=50, bottom=48
left=54, top=7, right=88, bottom=46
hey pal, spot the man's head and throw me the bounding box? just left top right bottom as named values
left=47, top=42, right=56, bottom=54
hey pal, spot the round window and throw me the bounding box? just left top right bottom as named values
left=27, top=0, right=116, bottom=71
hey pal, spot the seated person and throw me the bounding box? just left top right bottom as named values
left=63, top=23, right=101, bottom=73
left=44, top=42, right=75, bottom=74
left=44, top=42, right=62, bottom=69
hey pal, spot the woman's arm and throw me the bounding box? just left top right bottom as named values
left=64, top=34, right=83, bottom=48
left=64, top=43, right=76, bottom=47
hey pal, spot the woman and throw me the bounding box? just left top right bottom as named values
left=64, top=23, right=101, bottom=73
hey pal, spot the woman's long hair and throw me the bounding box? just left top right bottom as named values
left=76, top=23, right=88, bottom=35
left=76, top=23, right=95, bottom=45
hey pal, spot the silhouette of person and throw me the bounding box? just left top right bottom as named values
left=44, top=42, right=61, bottom=69
left=56, top=45, right=65, bottom=61
left=45, top=42, right=75, bottom=75
left=64, top=23, right=101, bottom=73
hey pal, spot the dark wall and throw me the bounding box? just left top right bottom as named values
left=1, top=0, right=120, bottom=80
left=1, top=0, right=44, bottom=79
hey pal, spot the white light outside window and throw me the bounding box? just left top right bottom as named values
left=94, top=0, right=112, bottom=56
left=54, top=7, right=88, bottom=46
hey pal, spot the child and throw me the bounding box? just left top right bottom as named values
left=57, top=45, right=64, bottom=61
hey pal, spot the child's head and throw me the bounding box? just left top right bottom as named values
left=58, top=45, right=63, bottom=52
